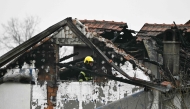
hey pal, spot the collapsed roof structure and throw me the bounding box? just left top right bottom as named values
left=0, top=17, right=190, bottom=109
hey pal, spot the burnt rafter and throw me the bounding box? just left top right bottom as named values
left=59, top=52, right=79, bottom=62
left=65, top=57, right=85, bottom=65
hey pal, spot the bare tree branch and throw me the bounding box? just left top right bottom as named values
left=0, top=16, right=40, bottom=49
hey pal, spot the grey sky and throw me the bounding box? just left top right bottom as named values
left=0, top=0, right=189, bottom=56
left=0, top=0, right=190, bottom=33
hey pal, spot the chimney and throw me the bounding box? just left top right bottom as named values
left=163, top=29, right=180, bottom=76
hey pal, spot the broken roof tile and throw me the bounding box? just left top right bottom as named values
left=79, top=19, right=127, bottom=33
left=137, top=23, right=190, bottom=37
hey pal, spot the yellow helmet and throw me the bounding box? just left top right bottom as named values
left=84, top=56, right=94, bottom=64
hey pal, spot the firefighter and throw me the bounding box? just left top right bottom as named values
left=78, top=56, right=94, bottom=82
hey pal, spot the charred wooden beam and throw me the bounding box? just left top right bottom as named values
left=126, top=49, right=144, bottom=54
left=143, top=59, right=163, bottom=67
left=65, top=57, right=86, bottom=65
left=59, top=52, right=79, bottom=62
left=122, top=47, right=144, bottom=51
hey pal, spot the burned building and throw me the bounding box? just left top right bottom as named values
left=0, top=17, right=190, bottom=109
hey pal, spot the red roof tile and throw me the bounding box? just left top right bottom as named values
left=79, top=19, right=127, bottom=33
left=137, top=23, right=190, bottom=37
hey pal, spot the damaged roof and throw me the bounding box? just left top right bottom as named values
left=79, top=19, right=127, bottom=34
left=136, top=23, right=190, bottom=37
left=0, top=17, right=169, bottom=92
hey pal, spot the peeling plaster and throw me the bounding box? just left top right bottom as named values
left=56, top=80, right=138, bottom=109
left=2, top=60, right=38, bottom=83
left=32, top=82, right=47, bottom=109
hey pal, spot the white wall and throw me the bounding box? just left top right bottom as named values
left=0, top=83, right=31, bottom=109
left=56, top=81, right=139, bottom=109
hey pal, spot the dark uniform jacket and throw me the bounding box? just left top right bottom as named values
left=78, top=64, right=92, bottom=82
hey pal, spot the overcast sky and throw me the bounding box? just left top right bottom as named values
left=1, top=0, right=190, bottom=32
left=0, top=0, right=190, bottom=55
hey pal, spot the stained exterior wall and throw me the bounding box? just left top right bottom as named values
left=31, top=63, right=149, bottom=109
left=31, top=80, right=140, bottom=109
left=32, top=84, right=48, bottom=109
left=0, top=83, right=31, bottom=109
